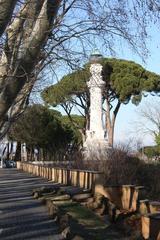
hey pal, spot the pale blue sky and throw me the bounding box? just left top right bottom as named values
left=111, top=25, right=160, bottom=146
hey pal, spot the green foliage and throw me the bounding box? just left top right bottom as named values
left=142, top=145, right=160, bottom=158
left=42, top=58, right=160, bottom=107
left=102, top=58, right=160, bottom=103
left=9, top=104, right=75, bottom=150
left=42, top=68, right=89, bottom=107
left=61, top=115, right=85, bottom=129
left=61, top=115, right=85, bottom=145
left=155, top=134, right=160, bottom=146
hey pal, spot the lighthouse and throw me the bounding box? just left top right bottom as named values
left=83, top=49, right=109, bottom=160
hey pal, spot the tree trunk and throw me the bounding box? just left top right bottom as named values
left=106, top=99, right=121, bottom=147
left=9, top=142, right=14, bottom=160
left=0, top=0, right=61, bottom=136
left=106, top=98, right=112, bottom=147
left=0, top=0, right=17, bottom=37
left=6, top=142, right=10, bottom=160
left=108, top=124, right=114, bottom=147
left=30, top=147, right=33, bottom=161
left=14, top=142, right=21, bottom=161
left=26, top=145, right=31, bottom=161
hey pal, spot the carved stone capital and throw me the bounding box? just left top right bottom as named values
left=88, top=63, right=105, bottom=88
left=90, top=63, right=103, bottom=76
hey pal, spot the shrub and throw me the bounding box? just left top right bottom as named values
left=98, top=147, right=141, bottom=185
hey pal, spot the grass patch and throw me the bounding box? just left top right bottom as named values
left=61, top=204, right=107, bottom=229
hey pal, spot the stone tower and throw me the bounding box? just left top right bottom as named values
left=83, top=50, right=109, bottom=160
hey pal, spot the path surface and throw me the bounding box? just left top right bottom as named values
left=0, top=168, right=61, bottom=240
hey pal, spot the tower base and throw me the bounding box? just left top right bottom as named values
left=83, top=138, right=111, bottom=161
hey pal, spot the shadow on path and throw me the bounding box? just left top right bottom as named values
left=0, top=169, right=60, bottom=240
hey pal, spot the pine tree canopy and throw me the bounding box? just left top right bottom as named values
left=42, top=58, right=160, bottom=107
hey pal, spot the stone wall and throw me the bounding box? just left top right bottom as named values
left=16, top=161, right=104, bottom=190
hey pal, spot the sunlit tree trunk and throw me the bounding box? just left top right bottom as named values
left=0, top=0, right=17, bottom=37
left=0, top=0, right=61, bottom=137
left=106, top=98, right=121, bottom=147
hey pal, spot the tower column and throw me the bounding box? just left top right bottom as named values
left=87, top=63, right=106, bottom=139
left=83, top=50, right=109, bottom=160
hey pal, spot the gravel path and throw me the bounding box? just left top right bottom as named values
left=0, top=168, right=61, bottom=240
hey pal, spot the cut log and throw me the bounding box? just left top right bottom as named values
left=72, top=193, right=92, bottom=202
left=141, top=213, right=160, bottom=240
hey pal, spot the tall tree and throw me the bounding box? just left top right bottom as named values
left=0, top=0, right=61, bottom=137
left=9, top=104, right=76, bottom=161
left=42, top=58, right=160, bottom=146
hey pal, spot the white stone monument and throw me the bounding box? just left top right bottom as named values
left=83, top=50, right=109, bottom=160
